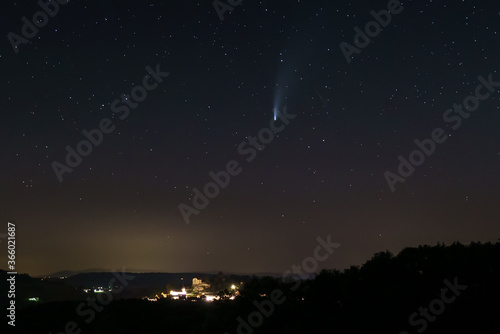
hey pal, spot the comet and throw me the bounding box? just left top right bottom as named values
left=273, top=107, right=279, bottom=121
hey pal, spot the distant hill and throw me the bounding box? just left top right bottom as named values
left=39, top=268, right=168, bottom=278
left=0, top=270, right=86, bottom=309
left=63, top=272, right=216, bottom=289
left=0, top=269, right=253, bottom=306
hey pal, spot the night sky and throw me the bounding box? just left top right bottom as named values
left=1, top=0, right=499, bottom=277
